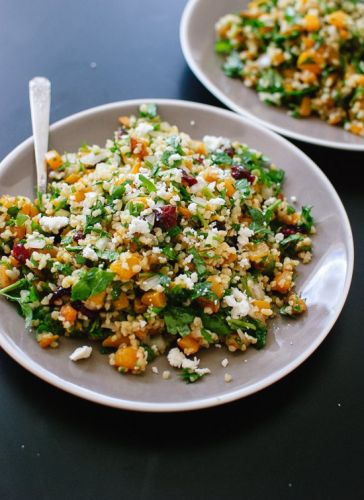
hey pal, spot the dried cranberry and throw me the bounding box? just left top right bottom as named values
left=154, top=205, right=177, bottom=230
left=281, top=226, right=298, bottom=237
left=11, top=243, right=31, bottom=263
left=71, top=301, right=97, bottom=319
left=224, top=147, right=235, bottom=158
left=214, top=221, right=226, bottom=231
left=73, top=231, right=85, bottom=242
left=194, top=155, right=204, bottom=164
left=231, top=165, right=255, bottom=183
left=49, top=287, right=70, bottom=305
left=181, top=170, right=197, bottom=187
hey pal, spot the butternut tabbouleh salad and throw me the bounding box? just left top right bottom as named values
left=215, top=0, right=364, bottom=136
left=0, top=104, right=315, bottom=383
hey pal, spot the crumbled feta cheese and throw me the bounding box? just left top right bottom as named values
left=127, top=217, right=150, bottom=236
left=168, top=153, right=182, bottom=166
left=80, top=151, right=108, bottom=166
left=134, top=122, right=154, bottom=137
left=167, top=347, right=187, bottom=368
left=25, top=232, right=46, bottom=249
left=174, top=273, right=198, bottom=290
left=162, top=370, right=171, bottom=380
left=257, top=53, right=271, bottom=68
left=188, top=202, right=198, bottom=214
left=82, top=245, right=98, bottom=261
left=221, top=358, right=229, bottom=368
left=203, top=135, right=230, bottom=151
left=151, top=366, right=159, bottom=374
left=94, top=162, right=115, bottom=180
left=39, top=216, right=69, bottom=234
left=275, top=232, right=284, bottom=243
left=238, top=226, right=253, bottom=247
left=208, top=197, right=225, bottom=208
left=224, top=288, right=250, bottom=319
left=69, top=345, right=93, bottom=361
left=224, top=373, right=233, bottom=383
left=290, top=195, right=297, bottom=203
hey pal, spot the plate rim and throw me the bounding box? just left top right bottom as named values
left=180, top=0, right=364, bottom=152
left=0, top=98, right=355, bottom=412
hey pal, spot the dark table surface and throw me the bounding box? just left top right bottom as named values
left=1, top=1, right=363, bottom=499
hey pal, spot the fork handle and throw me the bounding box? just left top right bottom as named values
left=29, top=77, right=51, bottom=194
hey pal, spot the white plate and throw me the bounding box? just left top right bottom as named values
left=180, top=0, right=364, bottom=151
left=0, top=99, right=354, bottom=411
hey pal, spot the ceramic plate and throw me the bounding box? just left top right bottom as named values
left=0, top=99, right=353, bottom=411
left=180, top=0, right=364, bottom=151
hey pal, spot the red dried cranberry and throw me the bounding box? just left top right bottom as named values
left=281, top=226, right=298, bottom=237
left=154, top=205, right=177, bottom=230
left=231, top=165, right=255, bottom=183
left=71, top=301, right=97, bottom=319
left=49, top=287, right=70, bottom=305
left=224, top=147, right=235, bottom=158
left=194, top=155, right=204, bottom=164
left=11, top=243, right=31, bottom=263
left=73, top=231, right=85, bottom=242
left=181, top=170, right=197, bottom=187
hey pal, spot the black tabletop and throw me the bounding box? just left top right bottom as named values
left=1, top=1, right=363, bottom=499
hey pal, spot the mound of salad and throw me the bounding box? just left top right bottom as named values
left=215, top=0, right=364, bottom=136
left=0, top=104, right=315, bottom=383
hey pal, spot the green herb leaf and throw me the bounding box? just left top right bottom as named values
left=139, top=174, right=156, bottom=193
left=200, top=311, right=230, bottom=336
left=180, top=368, right=204, bottom=384
left=188, top=248, right=207, bottom=277
left=299, top=206, right=314, bottom=233
left=71, top=268, right=115, bottom=301
left=163, top=306, right=194, bottom=336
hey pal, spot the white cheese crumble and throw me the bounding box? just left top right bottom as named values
left=203, top=135, right=230, bottom=151
left=224, top=288, right=250, bottom=319
left=134, top=122, right=154, bottom=137
left=167, top=348, right=211, bottom=375
left=69, top=345, right=93, bottom=361
left=80, top=151, right=108, bottom=166
left=162, top=370, right=171, bottom=380
left=238, top=226, right=253, bottom=248
left=275, top=232, right=284, bottom=243
left=39, top=216, right=69, bottom=234
left=168, top=153, right=182, bottom=166
left=174, top=272, right=198, bottom=290
left=224, top=373, right=233, bottom=383
left=221, top=358, right=229, bottom=368
left=82, top=245, right=98, bottom=261
left=25, top=232, right=46, bottom=249
left=151, top=366, right=159, bottom=374
left=127, top=217, right=150, bottom=236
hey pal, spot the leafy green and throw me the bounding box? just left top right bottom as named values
left=191, top=281, right=217, bottom=301
left=162, top=246, right=177, bottom=260
left=139, top=174, right=156, bottom=193
left=111, top=180, right=131, bottom=200
left=171, top=181, right=191, bottom=202
left=180, top=368, right=204, bottom=384
left=139, top=103, right=158, bottom=119
left=279, top=233, right=304, bottom=248
left=235, top=178, right=252, bottom=197
left=299, top=206, right=314, bottom=233
left=0, top=279, right=37, bottom=327
left=71, top=268, right=115, bottom=301
left=223, top=51, right=244, bottom=77
left=215, top=39, right=233, bottom=55
left=188, top=248, right=207, bottom=277
left=210, top=151, right=233, bottom=166
left=141, top=343, right=156, bottom=362
left=16, top=213, right=28, bottom=227
left=7, top=206, right=19, bottom=217
left=126, top=201, right=144, bottom=216
left=228, top=317, right=267, bottom=349
left=163, top=306, right=194, bottom=336
left=200, top=311, right=230, bottom=336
